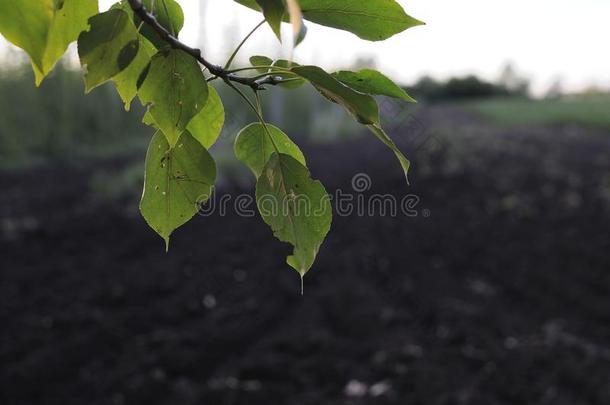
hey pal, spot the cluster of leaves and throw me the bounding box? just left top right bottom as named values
left=0, top=0, right=422, bottom=283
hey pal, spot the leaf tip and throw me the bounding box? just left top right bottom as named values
left=403, top=93, right=418, bottom=103
left=34, top=75, right=45, bottom=87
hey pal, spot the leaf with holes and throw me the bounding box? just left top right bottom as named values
left=113, top=34, right=157, bottom=110
left=256, top=153, right=332, bottom=278
left=78, top=9, right=141, bottom=93
left=138, top=48, right=209, bottom=147
left=140, top=131, right=216, bottom=249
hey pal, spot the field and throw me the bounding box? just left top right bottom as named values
left=1, top=98, right=609, bottom=404
left=467, top=95, right=610, bottom=131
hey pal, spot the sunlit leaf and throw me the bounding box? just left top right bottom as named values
left=0, top=0, right=98, bottom=85
left=186, top=87, right=225, bottom=149
left=142, top=110, right=158, bottom=128
left=0, top=0, right=52, bottom=76
left=113, top=35, right=156, bottom=110
left=138, top=48, right=209, bottom=147
left=78, top=9, right=140, bottom=93
left=235, top=123, right=306, bottom=177
left=140, top=131, right=216, bottom=249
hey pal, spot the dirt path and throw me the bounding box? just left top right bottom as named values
left=1, top=105, right=609, bottom=405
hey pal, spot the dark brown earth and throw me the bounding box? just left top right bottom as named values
left=1, top=105, right=609, bottom=405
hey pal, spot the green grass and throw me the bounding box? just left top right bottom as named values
left=466, top=95, right=610, bottom=131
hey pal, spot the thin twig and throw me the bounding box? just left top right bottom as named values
left=127, top=0, right=284, bottom=90
left=224, top=19, right=266, bottom=70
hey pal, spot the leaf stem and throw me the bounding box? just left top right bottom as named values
left=225, top=81, right=281, bottom=154
left=254, top=90, right=262, bottom=115
left=253, top=90, right=281, bottom=154
left=226, top=66, right=292, bottom=74
left=224, top=80, right=260, bottom=120
left=224, top=20, right=266, bottom=70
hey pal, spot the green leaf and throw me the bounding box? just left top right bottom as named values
left=39, top=0, right=99, bottom=85
left=255, top=0, right=285, bottom=40
left=186, top=87, right=225, bottom=149
left=292, top=65, right=379, bottom=124
left=273, top=60, right=305, bottom=89
left=140, top=131, right=216, bottom=249
left=235, top=123, right=306, bottom=177
left=78, top=9, right=140, bottom=93
left=142, top=110, right=158, bottom=129
left=0, top=0, right=98, bottom=86
left=138, top=0, right=184, bottom=48
left=368, top=124, right=410, bottom=183
left=0, top=0, right=52, bottom=76
left=138, top=49, right=209, bottom=148
left=110, top=0, right=133, bottom=14
left=293, top=66, right=411, bottom=183
left=333, top=69, right=416, bottom=103
left=256, top=153, right=332, bottom=277
left=235, top=0, right=424, bottom=41
left=113, top=32, right=157, bottom=110
left=250, top=55, right=273, bottom=73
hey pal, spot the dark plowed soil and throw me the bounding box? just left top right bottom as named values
left=1, top=106, right=609, bottom=405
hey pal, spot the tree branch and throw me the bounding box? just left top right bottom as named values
left=127, top=0, right=283, bottom=90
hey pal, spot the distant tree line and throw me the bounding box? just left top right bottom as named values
left=406, top=64, right=530, bottom=101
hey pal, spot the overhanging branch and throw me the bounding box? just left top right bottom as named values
left=127, top=0, right=283, bottom=90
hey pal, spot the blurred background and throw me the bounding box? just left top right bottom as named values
left=1, top=1, right=609, bottom=404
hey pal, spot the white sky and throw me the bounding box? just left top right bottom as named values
left=8, top=0, right=610, bottom=94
